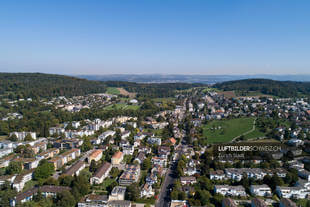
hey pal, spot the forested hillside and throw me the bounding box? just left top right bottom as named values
left=0, top=73, right=107, bottom=99
left=0, top=73, right=203, bottom=99
left=214, top=79, right=310, bottom=97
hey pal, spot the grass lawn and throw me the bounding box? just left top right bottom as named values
left=203, top=117, right=255, bottom=144
left=104, top=103, right=139, bottom=110
left=92, top=178, right=115, bottom=192
left=243, top=128, right=266, bottom=140
left=106, top=87, right=120, bottom=95
left=152, top=97, right=175, bottom=103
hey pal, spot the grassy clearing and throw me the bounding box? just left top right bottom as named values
left=152, top=97, right=175, bottom=103
left=106, top=87, right=120, bottom=95
left=104, top=103, right=139, bottom=110
left=243, top=128, right=266, bottom=140
left=203, top=117, right=255, bottom=143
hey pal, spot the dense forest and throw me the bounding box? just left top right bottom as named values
left=0, top=73, right=108, bottom=99
left=214, top=79, right=310, bottom=98
left=0, top=73, right=203, bottom=99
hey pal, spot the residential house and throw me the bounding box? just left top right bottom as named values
left=298, top=169, right=310, bottom=181
left=12, top=169, right=34, bottom=192
left=151, top=157, right=167, bottom=167
left=222, top=198, right=237, bottom=207
left=276, top=186, right=309, bottom=199
left=64, top=161, right=86, bottom=177
left=251, top=198, right=267, bottom=207
left=109, top=186, right=126, bottom=201
left=0, top=175, right=16, bottom=186
left=111, top=151, right=123, bottom=165
left=121, top=131, right=130, bottom=140
left=250, top=185, right=272, bottom=197
left=147, top=137, right=161, bottom=145
left=140, top=183, right=154, bottom=198
left=279, top=198, right=297, bottom=207
left=90, top=162, right=112, bottom=185
left=78, top=194, right=108, bottom=207
left=88, top=149, right=103, bottom=163
left=119, top=165, right=140, bottom=186
left=0, top=148, right=13, bottom=158
left=10, top=185, right=71, bottom=206
left=134, top=152, right=145, bottom=164
left=122, top=146, right=134, bottom=155
left=99, top=130, right=116, bottom=142
left=180, top=176, right=196, bottom=185
left=214, top=185, right=247, bottom=197
left=210, top=170, right=226, bottom=180
left=36, top=148, right=60, bottom=160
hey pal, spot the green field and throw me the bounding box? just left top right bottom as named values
left=106, top=87, right=120, bottom=95
left=104, top=103, right=139, bottom=110
left=203, top=117, right=255, bottom=143
left=243, top=128, right=266, bottom=140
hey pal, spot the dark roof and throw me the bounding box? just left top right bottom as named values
left=280, top=198, right=297, bottom=207
left=252, top=198, right=267, bottom=207
left=222, top=198, right=237, bottom=207
left=93, top=162, right=111, bottom=178
left=64, top=160, right=85, bottom=176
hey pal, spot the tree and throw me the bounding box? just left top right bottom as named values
left=89, top=160, right=97, bottom=173
left=125, top=183, right=139, bottom=201
left=71, top=174, right=90, bottom=201
left=142, top=158, right=151, bottom=171
left=24, top=133, right=34, bottom=141
left=110, top=167, right=120, bottom=179
left=8, top=134, right=18, bottom=142
left=81, top=137, right=92, bottom=152
left=54, top=190, right=75, bottom=207
left=34, top=159, right=55, bottom=181
left=0, top=181, right=17, bottom=206
left=6, top=161, right=22, bottom=175
left=269, top=174, right=284, bottom=190
left=59, top=175, right=74, bottom=187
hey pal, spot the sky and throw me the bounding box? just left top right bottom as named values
left=0, top=0, right=309, bottom=75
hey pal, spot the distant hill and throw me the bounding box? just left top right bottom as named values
left=78, top=74, right=310, bottom=84
left=0, top=73, right=107, bottom=99
left=214, top=79, right=310, bottom=98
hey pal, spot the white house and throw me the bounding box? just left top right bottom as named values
left=147, top=137, right=161, bottom=145
left=0, top=148, right=13, bottom=158
left=250, top=185, right=272, bottom=197
left=140, top=184, right=154, bottom=198
left=90, top=162, right=112, bottom=185
left=210, top=170, right=226, bottom=180
left=276, top=186, right=309, bottom=199
left=214, top=185, right=247, bottom=197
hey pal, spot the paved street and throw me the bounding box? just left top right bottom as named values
left=156, top=145, right=182, bottom=207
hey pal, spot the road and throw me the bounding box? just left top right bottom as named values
left=155, top=144, right=183, bottom=207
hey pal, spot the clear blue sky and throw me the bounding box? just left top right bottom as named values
left=0, top=0, right=309, bottom=75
